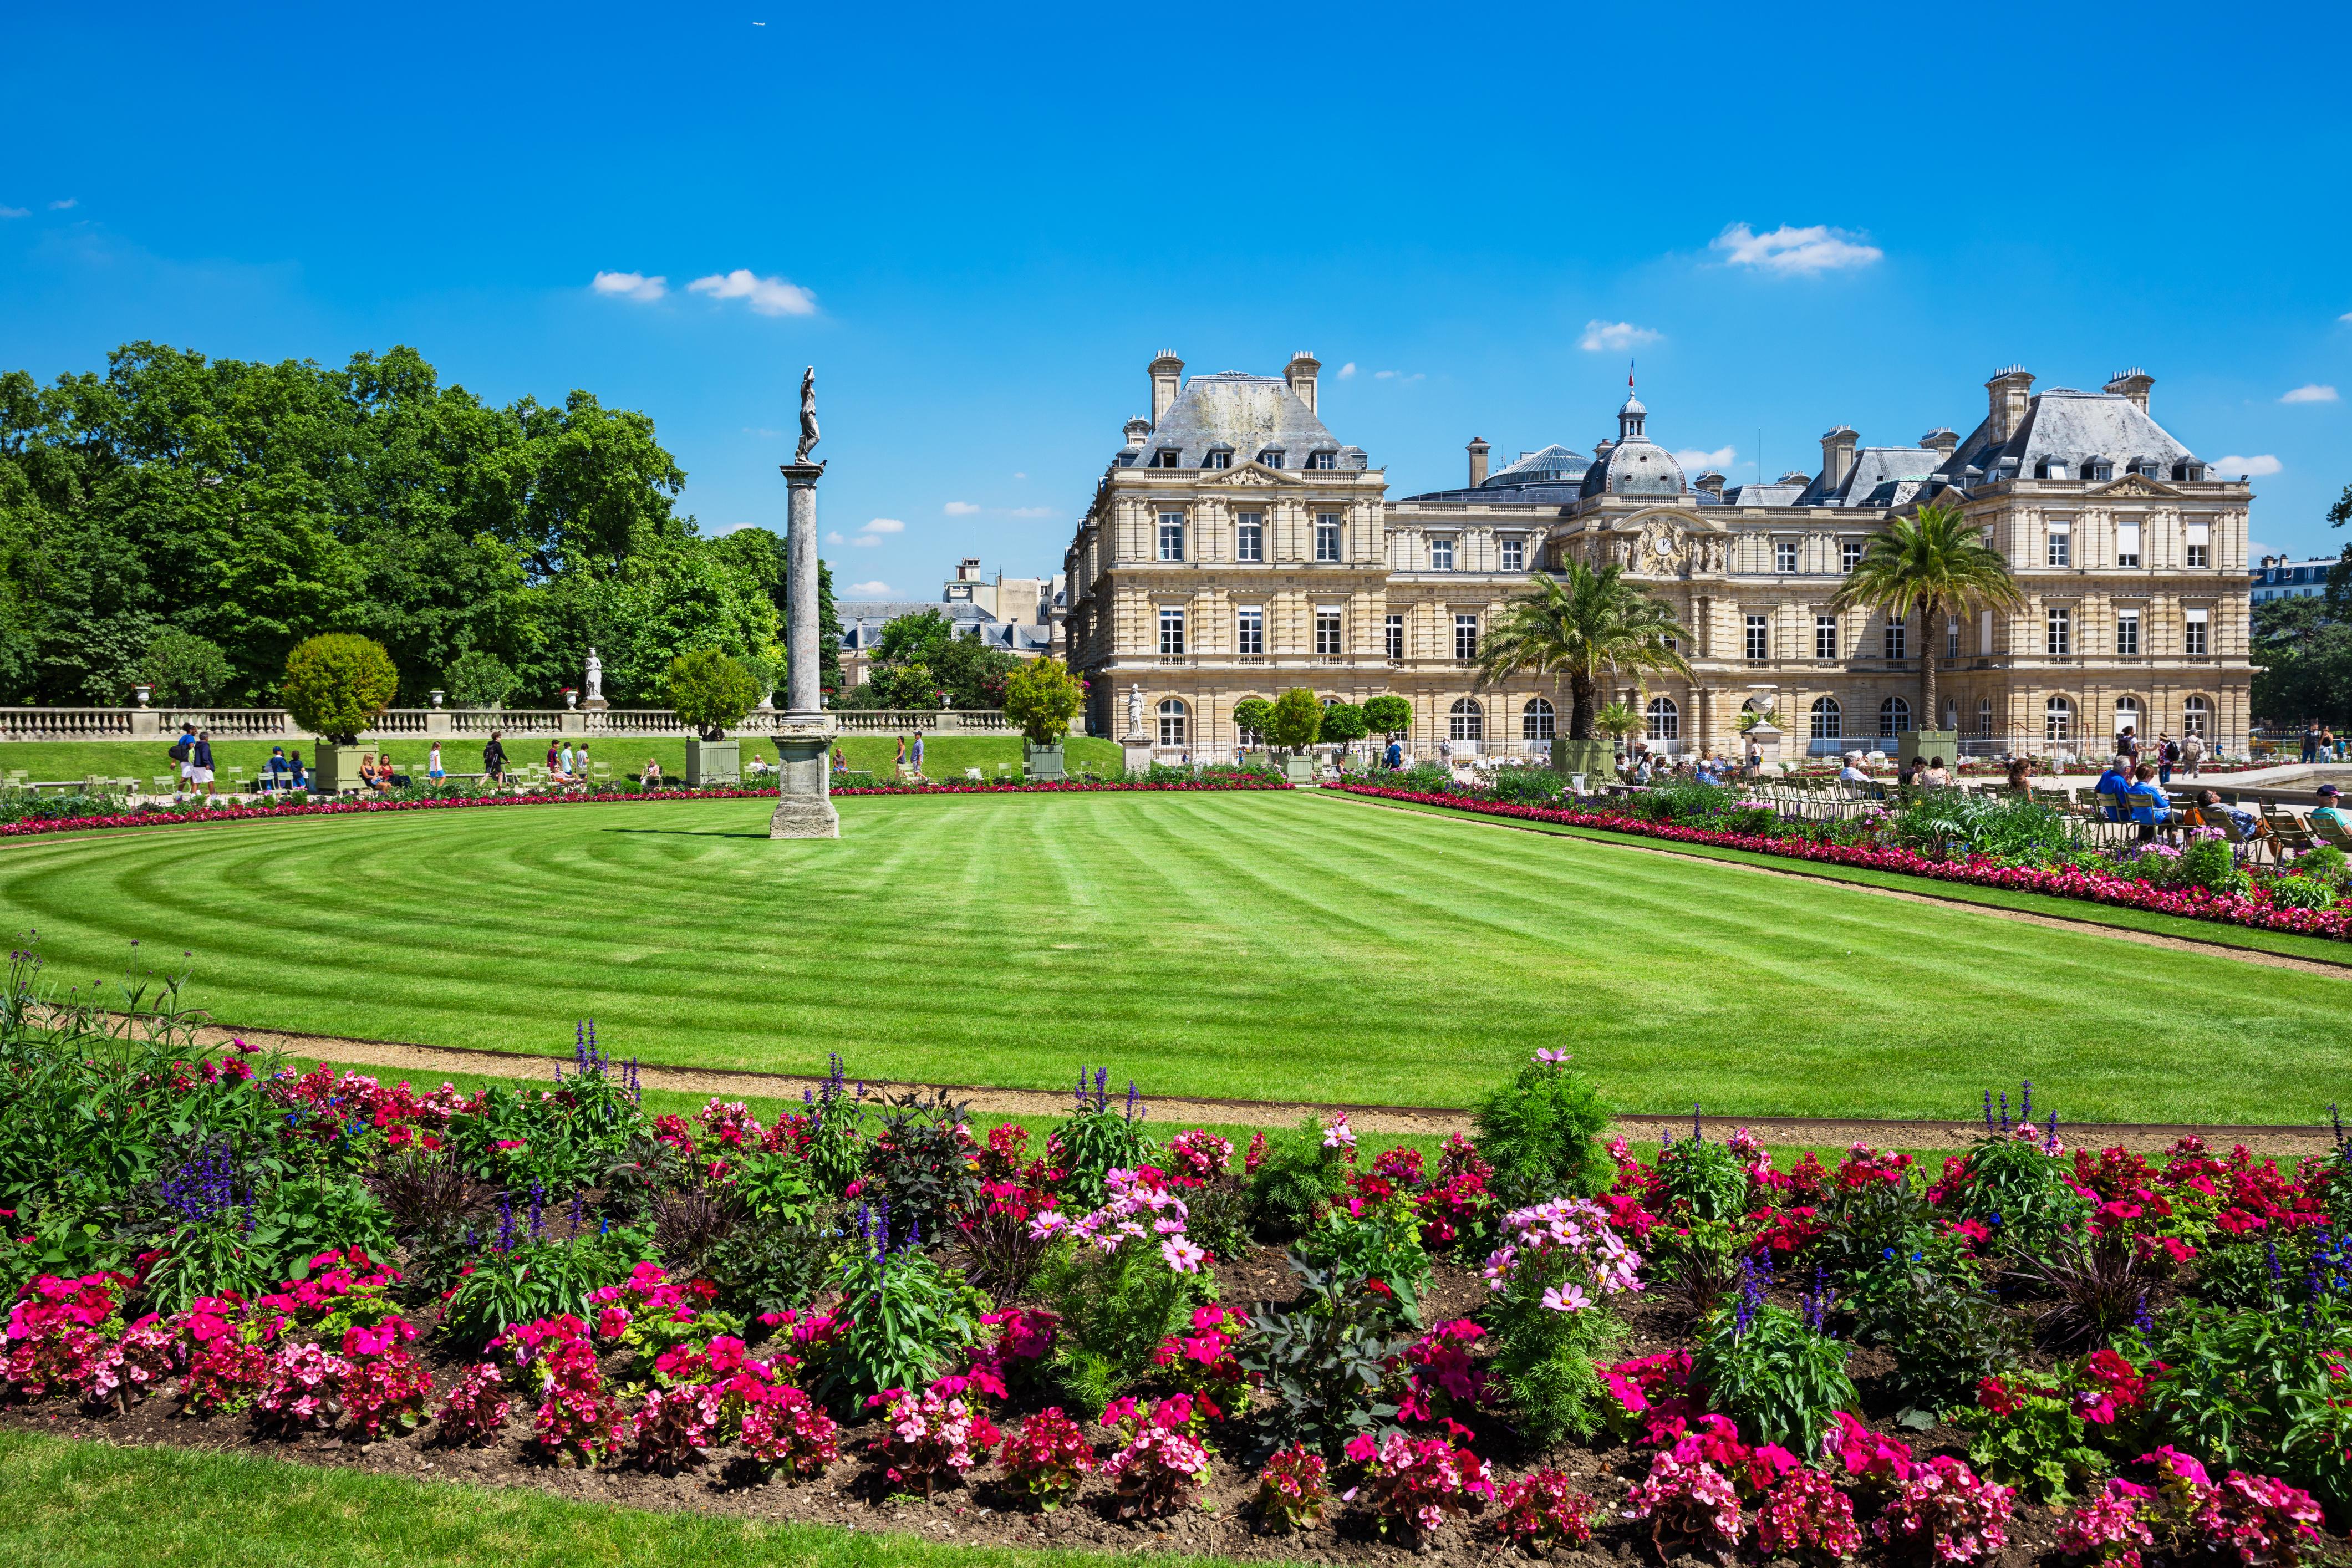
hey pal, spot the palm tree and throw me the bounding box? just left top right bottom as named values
left=1474, top=559, right=1691, bottom=740
left=1829, top=500, right=2024, bottom=737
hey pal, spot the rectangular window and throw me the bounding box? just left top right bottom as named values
left=1158, top=608, right=1185, bottom=656
left=1841, top=540, right=1863, bottom=573
left=1745, top=614, right=1768, bottom=660
left=1306, top=450, right=1336, bottom=471
left=1236, top=608, right=1264, bottom=657
left=1501, top=536, right=1525, bottom=572
left=1430, top=536, right=1455, bottom=571
left=2046, top=521, right=2071, bottom=568
left=1981, top=609, right=1994, bottom=655
left=1157, top=514, right=1184, bottom=562
left=1204, top=449, right=1231, bottom=470
left=2186, top=520, right=2211, bottom=568
left=1315, top=610, right=1342, bottom=656
left=1235, top=514, right=1263, bottom=562
left=1947, top=620, right=1960, bottom=659
left=1776, top=539, right=1799, bottom=573
left=1815, top=615, right=1838, bottom=659
left=1150, top=449, right=1179, bottom=468
left=2046, top=606, right=2071, bottom=656
left=1454, top=614, right=1479, bottom=660
left=2116, top=609, right=2140, bottom=656
left=1384, top=614, right=1404, bottom=659
left=2116, top=520, right=2141, bottom=568
left=2185, top=607, right=2210, bottom=656
left=1315, top=513, right=1341, bottom=562
left=1883, top=620, right=1907, bottom=659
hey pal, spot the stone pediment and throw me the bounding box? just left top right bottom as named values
left=1600, top=509, right=1732, bottom=577
left=2086, top=472, right=2183, bottom=501
left=1198, top=461, right=1302, bottom=488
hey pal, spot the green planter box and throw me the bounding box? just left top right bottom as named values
left=686, top=738, right=741, bottom=787
left=1022, top=741, right=1066, bottom=781
left=1550, top=739, right=1612, bottom=781
left=1280, top=754, right=1318, bottom=782
left=309, top=744, right=366, bottom=795
left=1898, top=729, right=1959, bottom=767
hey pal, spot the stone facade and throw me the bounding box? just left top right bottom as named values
left=1061, top=354, right=2254, bottom=761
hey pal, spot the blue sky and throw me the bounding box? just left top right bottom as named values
left=6, top=1, right=2349, bottom=600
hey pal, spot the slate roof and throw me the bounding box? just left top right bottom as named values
left=1942, top=389, right=2199, bottom=483
left=1709, top=481, right=1809, bottom=507
left=1119, top=371, right=1365, bottom=469
left=1397, top=442, right=1592, bottom=506
left=837, top=600, right=998, bottom=652
left=1578, top=434, right=1686, bottom=498
left=1802, top=446, right=1947, bottom=507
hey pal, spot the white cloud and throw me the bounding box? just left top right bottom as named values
left=1673, top=446, right=1737, bottom=472
left=1006, top=506, right=1055, bottom=518
left=848, top=581, right=893, bottom=595
left=943, top=501, right=981, bottom=516
left=1372, top=370, right=1424, bottom=382
left=1712, top=222, right=1883, bottom=274
left=859, top=517, right=905, bottom=534
left=2281, top=384, right=2339, bottom=404
left=686, top=269, right=817, bottom=316
left=2340, top=312, right=2352, bottom=324
left=1336, top=362, right=1357, bottom=379
left=1013, top=471, right=1027, bottom=480
left=824, top=531, right=845, bottom=544
left=2211, top=454, right=2283, bottom=477
left=592, top=270, right=666, bottom=302
left=1580, top=320, right=1663, bottom=352
left=0, top=207, right=26, bottom=219
left=852, top=534, right=882, bottom=547
left=48, top=198, right=75, bottom=211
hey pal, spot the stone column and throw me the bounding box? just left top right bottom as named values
left=771, top=461, right=841, bottom=838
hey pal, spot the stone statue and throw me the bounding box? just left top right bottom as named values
left=584, top=647, right=603, bottom=702
left=793, top=365, right=820, bottom=465
left=1127, top=683, right=1144, bottom=737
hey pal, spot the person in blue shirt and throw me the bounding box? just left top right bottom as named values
left=2122, top=762, right=2171, bottom=842
left=1385, top=738, right=1403, bottom=770
left=190, top=730, right=217, bottom=799
left=287, top=750, right=308, bottom=791
left=261, top=745, right=291, bottom=792
left=2093, top=755, right=2133, bottom=822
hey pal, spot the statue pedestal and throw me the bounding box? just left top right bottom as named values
left=769, top=712, right=839, bottom=839
left=1121, top=731, right=1154, bottom=776
left=581, top=698, right=608, bottom=713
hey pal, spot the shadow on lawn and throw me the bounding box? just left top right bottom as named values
left=603, top=827, right=776, bottom=840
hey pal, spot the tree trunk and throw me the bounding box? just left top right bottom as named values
left=1920, top=604, right=1942, bottom=735
left=1569, top=673, right=1596, bottom=740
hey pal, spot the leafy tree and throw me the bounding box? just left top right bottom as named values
left=1318, top=701, right=1368, bottom=745
left=1362, top=693, right=1412, bottom=738
left=665, top=648, right=760, bottom=740
left=1266, top=688, right=1323, bottom=754
left=845, top=609, right=1017, bottom=710
left=1827, top=500, right=2023, bottom=733
left=1233, top=696, right=1273, bottom=746
left=1474, top=559, right=1689, bottom=740
left=444, top=649, right=520, bottom=709
left=2253, top=597, right=2352, bottom=726
left=874, top=609, right=953, bottom=665
left=1736, top=705, right=1784, bottom=733
left=1002, top=657, right=1084, bottom=745
left=279, top=634, right=399, bottom=744
left=140, top=629, right=233, bottom=705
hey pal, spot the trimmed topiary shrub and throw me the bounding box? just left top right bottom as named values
left=1002, top=657, right=1085, bottom=746
left=280, top=634, right=400, bottom=744
left=666, top=649, right=760, bottom=740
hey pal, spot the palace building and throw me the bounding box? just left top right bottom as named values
left=1059, top=351, right=2253, bottom=760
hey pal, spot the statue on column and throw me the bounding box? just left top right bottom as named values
left=793, top=366, right=821, bottom=465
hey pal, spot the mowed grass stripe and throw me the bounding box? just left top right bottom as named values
left=0, top=791, right=2345, bottom=1122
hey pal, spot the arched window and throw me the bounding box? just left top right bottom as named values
left=2182, top=695, right=2210, bottom=737
left=1977, top=697, right=1995, bottom=739
left=1941, top=698, right=1958, bottom=731
left=1157, top=698, right=1188, bottom=749
left=2045, top=696, right=2074, bottom=744
left=1810, top=696, right=1841, bottom=740
left=1521, top=696, right=1555, bottom=740
left=1449, top=698, right=1483, bottom=742
left=1646, top=696, right=1679, bottom=741
left=2114, top=695, right=2144, bottom=741
left=1878, top=696, right=1912, bottom=737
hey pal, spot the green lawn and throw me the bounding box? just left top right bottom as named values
left=0, top=1430, right=1226, bottom=1568
left=1, top=791, right=2345, bottom=1122
left=0, top=734, right=1124, bottom=788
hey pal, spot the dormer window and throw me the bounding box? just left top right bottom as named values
left=2033, top=460, right=2069, bottom=480
left=1150, top=449, right=1181, bottom=469
left=2084, top=459, right=2113, bottom=482
left=1306, top=450, right=1337, bottom=471
left=1203, top=448, right=1231, bottom=470
left=2172, top=461, right=2205, bottom=481
left=2125, top=457, right=2158, bottom=477
left=1258, top=449, right=1285, bottom=469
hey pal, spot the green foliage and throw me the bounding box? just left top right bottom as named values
left=2254, top=595, right=2352, bottom=726
left=140, top=629, right=233, bottom=705
left=1595, top=700, right=1639, bottom=741
left=2143, top=1300, right=2352, bottom=1508
left=444, top=649, right=520, bottom=708
left=1317, top=702, right=1368, bottom=745
left=1238, top=1261, right=1411, bottom=1458
left=1362, top=694, right=1412, bottom=738
left=1471, top=1059, right=1611, bottom=1208
left=1050, top=1093, right=1159, bottom=1211
left=1246, top=1116, right=1350, bottom=1238
left=838, top=609, right=1020, bottom=711
left=1954, top=1375, right=2109, bottom=1502
left=1001, top=657, right=1084, bottom=746
left=1266, top=688, right=1323, bottom=752
left=665, top=648, right=759, bottom=739
left=863, top=1089, right=979, bottom=1244
left=1692, top=1302, right=1858, bottom=1456
left=278, top=633, right=399, bottom=744
left=1890, top=791, right=2081, bottom=864
left=724, top=1149, right=819, bottom=1224
left=1847, top=1257, right=2022, bottom=1416
left=1633, top=780, right=1740, bottom=824
left=2173, top=837, right=2248, bottom=896
left=1944, top=1134, right=2091, bottom=1256
left=806, top=1232, right=986, bottom=1411
left=1034, top=1233, right=1206, bottom=1413
left=1232, top=697, right=1273, bottom=745
left=1654, top=1137, right=1752, bottom=1223
left=442, top=1075, right=646, bottom=1194
left=439, top=1226, right=650, bottom=1348
left=1296, top=1203, right=1430, bottom=1314
left=702, top=1216, right=842, bottom=1322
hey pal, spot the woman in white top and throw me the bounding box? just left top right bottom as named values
left=427, top=742, right=445, bottom=781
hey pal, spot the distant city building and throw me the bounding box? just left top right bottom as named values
left=836, top=560, right=1064, bottom=689
left=2251, top=555, right=2337, bottom=604
left=1061, top=352, right=2256, bottom=758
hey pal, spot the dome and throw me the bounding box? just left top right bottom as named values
left=1578, top=436, right=1687, bottom=497
left=1482, top=443, right=1590, bottom=487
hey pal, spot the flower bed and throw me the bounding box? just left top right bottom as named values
left=6, top=1004, right=2350, bottom=1566
left=1332, top=783, right=2352, bottom=944
left=0, top=776, right=1290, bottom=842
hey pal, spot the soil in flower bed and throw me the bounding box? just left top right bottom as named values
left=0, top=1244, right=2187, bottom=1568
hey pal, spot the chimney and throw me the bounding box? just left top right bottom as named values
left=1467, top=437, right=1491, bottom=487
left=1122, top=416, right=1150, bottom=449
left=2104, top=366, right=2154, bottom=414
left=1986, top=365, right=2035, bottom=444
left=957, top=557, right=982, bottom=582
left=1284, top=350, right=1321, bottom=415
left=1694, top=470, right=1727, bottom=500
left=1149, top=350, right=1185, bottom=424
left=1819, top=425, right=1860, bottom=490
left=1920, top=427, right=1959, bottom=460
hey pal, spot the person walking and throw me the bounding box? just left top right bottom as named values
left=2117, top=726, right=2141, bottom=767
left=2303, top=722, right=2322, bottom=764
left=169, top=722, right=198, bottom=797
left=910, top=730, right=926, bottom=777
left=190, top=729, right=217, bottom=799
left=2157, top=732, right=2177, bottom=787
left=894, top=735, right=908, bottom=777
left=574, top=741, right=592, bottom=786
left=288, top=749, right=308, bottom=790
left=2181, top=729, right=2205, bottom=779
left=482, top=730, right=507, bottom=785
left=426, top=741, right=445, bottom=782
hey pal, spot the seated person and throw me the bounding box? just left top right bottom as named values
left=2193, top=788, right=2263, bottom=843
left=2005, top=759, right=2032, bottom=792
left=2093, top=755, right=2134, bottom=820
left=641, top=757, right=664, bottom=788
left=745, top=754, right=773, bottom=777
left=1837, top=758, right=1869, bottom=785
left=2121, top=763, right=2171, bottom=841
left=2315, top=784, right=2351, bottom=833
left=1921, top=756, right=1953, bottom=788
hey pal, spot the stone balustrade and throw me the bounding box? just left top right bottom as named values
left=0, top=705, right=1079, bottom=742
